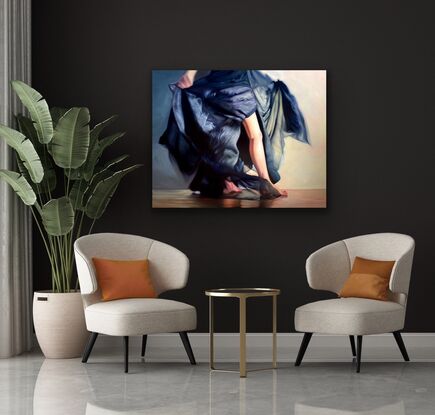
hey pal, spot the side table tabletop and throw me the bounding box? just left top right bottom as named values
left=205, top=288, right=280, bottom=378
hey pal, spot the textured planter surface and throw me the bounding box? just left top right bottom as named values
left=33, top=291, right=88, bottom=359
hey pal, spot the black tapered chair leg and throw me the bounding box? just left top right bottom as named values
left=179, top=332, right=196, bottom=365
left=393, top=331, right=410, bottom=361
left=295, top=333, right=313, bottom=366
left=141, top=335, right=148, bottom=358
left=349, top=335, right=356, bottom=357
left=356, top=335, right=363, bottom=373
left=82, top=332, right=98, bottom=363
left=124, top=336, right=129, bottom=373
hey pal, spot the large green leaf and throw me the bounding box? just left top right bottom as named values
left=16, top=114, right=43, bottom=154
left=11, top=81, right=53, bottom=143
left=15, top=156, right=56, bottom=195
left=80, top=136, right=99, bottom=182
left=99, top=132, right=125, bottom=152
left=82, top=155, right=129, bottom=203
left=85, top=165, right=141, bottom=219
left=81, top=131, right=125, bottom=182
left=69, top=180, right=86, bottom=211
left=51, top=107, right=90, bottom=169
left=15, top=157, right=31, bottom=183
left=92, top=154, right=129, bottom=183
left=50, top=107, right=68, bottom=128
left=79, top=115, right=118, bottom=181
left=16, top=115, right=56, bottom=193
left=0, top=124, right=44, bottom=183
left=0, top=169, right=36, bottom=205
left=41, top=196, right=75, bottom=236
left=16, top=114, right=56, bottom=185
left=64, top=168, right=82, bottom=180
left=38, top=168, right=57, bottom=194
left=90, top=115, right=118, bottom=140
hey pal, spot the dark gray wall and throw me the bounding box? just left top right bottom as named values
left=32, top=0, right=435, bottom=332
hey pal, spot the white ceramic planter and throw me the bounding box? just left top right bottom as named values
left=33, top=291, right=89, bottom=359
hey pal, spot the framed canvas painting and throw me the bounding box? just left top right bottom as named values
left=152, top=70, right=326, bottom=208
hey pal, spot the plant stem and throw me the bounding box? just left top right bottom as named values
left=43, top=147, right=52, bottom=200
left=88, top=218, right=96, bottom=235
left=64, top=233, right=71, bottom=292
left=30, top=206, right=63, bottom=292
left=30, top=206, right=54, bottom=273
left=63, top=172, right=67, bottom=199
left=47, top=235, right=61, bottom=292
left=66, top=168, right=71, bottom=196
left=55, top=236, right=66, bottom=292
left=70, top=210, right=85, bottom=289
left=76, top=210, right=85, bottom=240
left=57, top=235, right=68, bottom=292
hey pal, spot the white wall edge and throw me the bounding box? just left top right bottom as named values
left=87, top=332, right=435, bottom=363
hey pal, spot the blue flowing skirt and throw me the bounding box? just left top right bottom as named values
left=159, top=70, right=309, bottom=198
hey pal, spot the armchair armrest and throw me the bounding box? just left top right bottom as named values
left=74, top=245, right=98, bottom=295
left=389, top=247, right=415, bottom=294
left=306, top=240, right=351, bottom=294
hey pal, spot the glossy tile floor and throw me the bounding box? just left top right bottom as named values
left=2, top=352, right=435, bottom=414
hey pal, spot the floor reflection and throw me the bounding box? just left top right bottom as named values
left=33, top=359, right=91, bottom=414
left=1, top=354, right=433, bottom=414
left=295, top=396, right=405, bottom=414
left=208, top=371, right=277, bottom=415
left=34, top=358, right=202, bottom=415
left=85, top=401, right=199, bottom=415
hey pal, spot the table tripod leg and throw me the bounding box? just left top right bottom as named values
left=239, top=297, right=247, bottom=377
left=209, top=296, right=215, bottom=370
left=272, top=295, right=277, bottom=368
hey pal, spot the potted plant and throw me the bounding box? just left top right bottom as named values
left=0, top=81, right=141, bottom=358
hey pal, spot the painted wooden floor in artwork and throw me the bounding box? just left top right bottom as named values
left=152, top=189, right=326, bottom=208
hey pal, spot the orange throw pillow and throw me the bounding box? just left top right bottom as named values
left=92, top=258, right=157, bottom=301
left=339, top=256, right=395, bottom=301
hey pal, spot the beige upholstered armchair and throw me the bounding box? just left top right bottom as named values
left=74, top=233, right=197, bottom=373
left=294, top=233, right=415, bottom=372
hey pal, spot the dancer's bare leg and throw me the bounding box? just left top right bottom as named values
left=242, top=113, right=287, bottom=196
left=223, top=179, right=242, bottom=194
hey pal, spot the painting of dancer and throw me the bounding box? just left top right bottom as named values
left=152, top=70, right=326, bottom=208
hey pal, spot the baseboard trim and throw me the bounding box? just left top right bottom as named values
left=87, top=333, right=435, bottom=363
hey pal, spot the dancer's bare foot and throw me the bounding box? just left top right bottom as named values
left=271, top=184, right=288, bottom=197
left=259, top=179, right=288, bottom=199
left=223, top=179, right=242, bottom=194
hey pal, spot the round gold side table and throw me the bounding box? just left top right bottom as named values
left=205, top=288, right=280, bottom=378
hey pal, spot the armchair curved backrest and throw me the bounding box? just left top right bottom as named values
left=306, top=233, right=415, bottom=305
left=74, top=233, right=190, bottom=304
